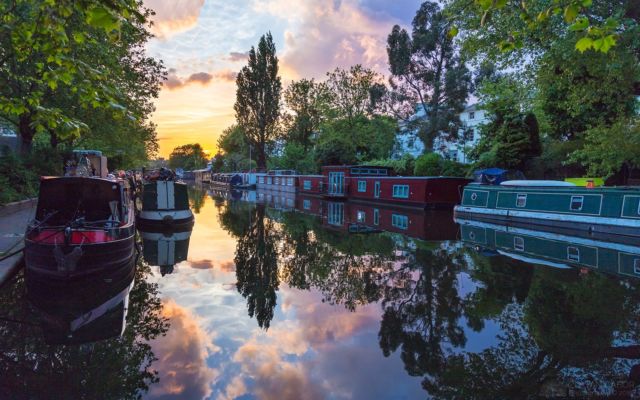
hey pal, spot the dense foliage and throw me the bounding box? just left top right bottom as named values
left=168, top=143, right=208, bottom=171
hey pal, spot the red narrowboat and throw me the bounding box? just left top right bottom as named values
left=297, top=165, right=471, bottom=209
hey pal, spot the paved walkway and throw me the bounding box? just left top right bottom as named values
left=0, top=199, right=36, bottom=285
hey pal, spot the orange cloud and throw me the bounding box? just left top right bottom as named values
left=144, top=0, right=205, bottom=39
left=148, top=299, right=219, bottom=399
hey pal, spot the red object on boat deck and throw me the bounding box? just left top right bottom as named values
left=586, top=180, right=595, bottom=189
left=30, top=230, right=114, bottom=244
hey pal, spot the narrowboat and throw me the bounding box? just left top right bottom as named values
left=457, top=217, right=640, bottom=279
left=298, top=165, right=471, bottom=208
left=138, top=168, right=194, bottom=229
left=26, top=258, right=135, bottom=344
left=139, top=226, right=192, bottom=276
left=211, top=172, right=244, bottom=188
left=455, top=175, right=640, bottom=237
left=24, top=151, right=136, bottom=279
left=256, top=170, right=298, bottom=192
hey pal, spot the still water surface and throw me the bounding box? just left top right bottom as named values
left=2, top=187, right=640, bottom=399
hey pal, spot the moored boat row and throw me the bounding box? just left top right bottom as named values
left=454, top=169, right=640, bottom=237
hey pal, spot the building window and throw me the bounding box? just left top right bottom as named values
left=303, top=199, right=311, bottom=209
left=514, top=236, right=524, bottom=251
left=373, top=209, right=379, bottom=225
left=392, top=185, right=410, bottom=198
left=358, top=180, right=366, bottom=192
left=567, top=246, right=580, bottom=262
left=469, top=111, right=475, bottom=119
left=516, top=194, right=527, bottom=208
left=392, top=214, right=408, bottom=229
left=303, top=180, right=311, bottom=190
left=570, top=196, right=584, bottom=211
left=357, top=210, right=366, bottom=223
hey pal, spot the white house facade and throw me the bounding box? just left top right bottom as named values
left=394, top=103, right=489, bottom=164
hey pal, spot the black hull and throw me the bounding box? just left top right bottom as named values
left=24, top=235, right=136, bottom=279
left=136, top=215, right=194, bottom=231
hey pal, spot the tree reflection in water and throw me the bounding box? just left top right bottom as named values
left=0, top=260, right=168, bottom=399
left=216, top=197, right=640, bottom=398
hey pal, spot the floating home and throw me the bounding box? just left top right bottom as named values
left=455, top=181, right=640, bottom=237
left=139, top=173, right=194, bottom=229
left=25, top=151, right=136, bottom=279
left=457, top=217, right=640, bottom=279
left=256, top=170, right=298, bottom=192
left=298, top=165, right=471, bottom=209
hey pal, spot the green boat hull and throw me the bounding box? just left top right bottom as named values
left=455, top=184, right=640, bottom=237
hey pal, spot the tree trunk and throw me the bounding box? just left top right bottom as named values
left=18, top=114, right=35, bottom=155
left=257, top=142, right=267, bottom=171
left=49, top=130, right=58, bottom=149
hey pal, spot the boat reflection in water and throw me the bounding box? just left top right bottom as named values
left=457, top=216, right=640, bottom=279
left=138, top=226, right=193, bottom=276
left=25, top=259, right=135, bottom=345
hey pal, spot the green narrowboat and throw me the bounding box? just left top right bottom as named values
left=455, top=181, right=640, bottom=237
left=138, top=169, right=194, bottom=229
left=456, top=217, right=640, bottom=279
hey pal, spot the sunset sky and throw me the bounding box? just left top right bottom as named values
left=143, top=0, right=424, bottom=157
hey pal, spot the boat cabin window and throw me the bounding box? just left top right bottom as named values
left=392, top=214, right=409, bottom=230
left=637, top=201, right=640, bottom=215
left=516, top=194, right=527, bottom=208
left=513, top=236, right=524, bottom=251
left=358, top=180, right=367, bottom=192
left=392, top=185, right=410, bottom=199
left=356, top=210, right=366, bottom=223
left=288, top=178, right=294, bottom=186
left=303, top=180, right=311, bottom=190
left=570, top=196, right=584, bottom=211
left=634, top=259, right=640, bottom=275
left=567, top=246, right=580, bottom=262
left=303, top=199, right=311, bottom=210
left=259, top=177, right=264, bottom=184
left=267, top=177, right=272, bottom=185
left=350, top=167, right=388, bottom=176
left=373, top=209, right=379, bottom=225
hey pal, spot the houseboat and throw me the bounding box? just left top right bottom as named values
left=454, top=176, right=640, bottom=237
left=256, top=170, right=298, bottom=192
left=211, top=172, right=244, bottom=188
left=138, top=168, right=194, bottom=229
left=457, top=217, right=640, bottom=279
left=24, top=150, right=136, bottom=279
left=26, top=259, right=135, bottom=344
left=298, top=165, right=471, bottom=208
left=139, top=226, right=192, bottom=276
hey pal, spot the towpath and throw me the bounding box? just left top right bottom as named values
left=0, top=199, right=36, bottom=285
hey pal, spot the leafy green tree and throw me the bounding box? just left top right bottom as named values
left=283, top=78, right=329, bottom=150
left=569, top=116, right=640, bottom=177
left=316, top=115, right=396, bottom=166
left=387, top=1, right=471, bottom=150
left=414, top=152, right=443, bottom=176
left=278, top=142, right=317, bottom=173
left=0, top=0, right=148, bottom=154
left=168, top=143, right=207, bottom=171
left=217, top=124, right=253, bottom=171
left=234, top=32, right=282, bottom=169
left=470, top=76, right=541, bottom=171
left=324, top=65, right=385, bottom=124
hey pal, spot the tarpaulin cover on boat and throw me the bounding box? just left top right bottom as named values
left=36, top=177, right=122, bottom=224
left=473, top=168, right=525, bottom=185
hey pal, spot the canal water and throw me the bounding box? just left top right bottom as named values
left=2, top=186, right=640, bottom=399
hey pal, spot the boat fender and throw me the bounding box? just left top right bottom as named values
left=162, top=215, right=174, bottom=225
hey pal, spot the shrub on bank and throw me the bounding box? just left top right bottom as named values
left=0, top=148, right=64, bottom=205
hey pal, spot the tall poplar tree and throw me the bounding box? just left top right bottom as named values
left=234, top=32, right=282, bottom=170
left=387, top=1, right=471, bottom=151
